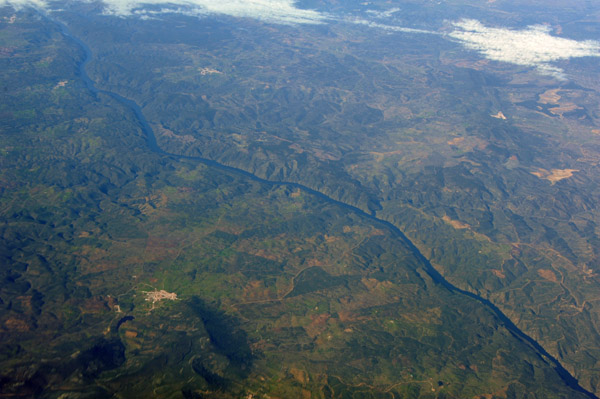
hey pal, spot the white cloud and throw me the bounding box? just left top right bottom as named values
left=101, top=0, right=328, bottom=24
left=449, top=19, right=600, bottom=78
left=1, top=0, right=327, bottom=24
left=0, top=0, right=47, bottom=9
left=2, top=1, right=598, bottom=79
left=365, top=7, right=400, bottom=19
left=348, top=17, right=436, bottom=35
left=116, top=0, right=328, bottom=25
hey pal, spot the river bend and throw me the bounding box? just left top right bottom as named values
left=54, top=16, right=597, bottom=399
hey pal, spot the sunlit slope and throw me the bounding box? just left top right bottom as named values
left=59, top=3, right=600, bottom=394
left=0, top=9, right=595, bottom=398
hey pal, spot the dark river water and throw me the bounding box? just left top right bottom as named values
left=55, top=16, right=597, bottom=399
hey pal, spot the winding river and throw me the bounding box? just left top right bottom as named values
left=56, top=16, right=597, bottom=399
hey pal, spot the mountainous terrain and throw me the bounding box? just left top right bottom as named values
left=1, top=1, right=600, bottom=398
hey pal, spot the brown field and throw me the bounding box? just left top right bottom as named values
left=539, top=89, right=562, bottom=104
left=538, top=269, right=558, bottom=282
left=548, top=103, right=581, bottom=117
left=492, top=269, right=506, bottom=278
left=4, top=317, right=30, bottom=332
left=538, top=89, right=582, bottom=117
left=531, top=168, right=578, bottom=183
left=125, top=330, right=138, bottom=338
left=447, top=136, right=488, bottom=152
left=442, top=215, right=470, bottom=229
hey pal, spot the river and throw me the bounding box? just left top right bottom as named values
left=54, top=15, right=597, bottom=399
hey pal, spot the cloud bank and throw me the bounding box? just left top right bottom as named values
left=348, top=17, right=436, bottom=35
left=449, top=19, right=600, bottom=77
left=100, top=0, right=327, bottom=24
left=2, top=1, right=599, bottom=77
left=0, top=0, right=47, bottom=9
left=0, top=0, right=327, bottom=24
left=365, top=7, right=400, bottom=19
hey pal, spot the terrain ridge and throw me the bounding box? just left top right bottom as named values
left=52, top=13, right=599, bottom=399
